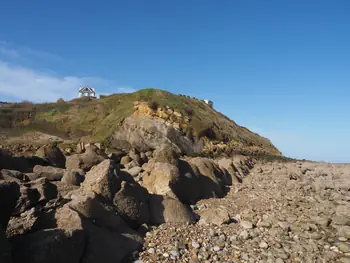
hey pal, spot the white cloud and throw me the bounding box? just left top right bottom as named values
left=0, top=41, right=62, bottom=62
left=0, top=46, right=20, bottom=58
left=0, top=61, right=133, bottom=102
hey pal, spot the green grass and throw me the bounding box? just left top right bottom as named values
left=0, top=88, right=281, bottom=156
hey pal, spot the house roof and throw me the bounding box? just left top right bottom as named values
left=79, top=86, right=95, bottom=93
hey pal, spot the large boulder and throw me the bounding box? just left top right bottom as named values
left=143, top=162, right=180, bottom=198
left=66, top=146, right=106, bottom=172
left=114, top=181, right=150, bottom=228
left=0, top=181, right=20, bottom=229
left=148, top=195, right=195, bottom=224
left=0, top=150, right=47, bottom=173
left=153, top=143, right=179, bottom=166
left=33, top=165, right=66, bottom=181
left=10, top=228, right=85, bottom=263
left=112, top=115, right=199, bottom=155
left=35, top=144, right=66, bottom=168
left=29, top=177, right=58, bottom=202
left=7, top=210, right=38, bottom=238
left=81, top=160, right=120, bottom=201
left=61, top=170, right=85, bottom=186
left=198, top=207, right=231, bottom=226
left=0, top=169, right=29, bottom=182
left=13, top=178, right=58, bottom=215
left=80, top=222, right=143, bottom=263
left=54, top=204, right=143, bottom=263
left=67, top=193, right=128, bottom=231
left=13, top=186, right=40, bottom=215
left=185, top=157, right=228, bottom=198
left=0, top=225, right=12, bottom=263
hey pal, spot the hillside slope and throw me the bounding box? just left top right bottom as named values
left=0, top=89, right=281, bottom=157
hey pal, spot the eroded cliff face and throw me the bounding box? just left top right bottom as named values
left=112, top=102, right=281, bottom=157
left=112, top=102, right=204, bottom=155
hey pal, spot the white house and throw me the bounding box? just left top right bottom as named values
left=78, top=86, right=96, bottom=98
left=203, top=99, right=214, bottom=108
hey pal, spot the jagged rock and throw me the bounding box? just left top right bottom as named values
left=55, top=204, right=143, bottom=263
left=66, top=146, right=106, bottom=172
left=0, top=181, right=20, bottom=229
left=29, top=177, right=58, bottom=202
left=13, top=186, right=40, bottom=215
left=113, top=115, right=199, bottom=155
left=0, top=169, right=29, bottom=182
left=126, top=166, right=142, bottom=177
left=198, top=207, right=231, bottom=226
left=143, top=162, right=180, bottom=198
left=129, top=148, right=142, bottom=164
left=33, top=165, right=66, bottom=181
left=186, top=157, right=227, bottom=198
left=67, top=193, right=128, bottom=231
left=81, top=160, right=120, bottom=201
left=0, top=151, right=47, bottom=173
left=61, top=170, right=85, bottom=186
left=125, top=160, right=140, bottom=170
left=120, top=156, right=132, bottom=165
left=35, top=144, right=66, bottom=168
left=10, top=228, right=85, bottom=263
left=55, top=205, right=84, bottom=230
left=13, top=178, right=58, bottom=215
left=153, top=143, right=179, bottom=166
left=7, top=209, right=37, bottom=237
left=114, top=181, right=150, bottom=228
left=149, top=195, right=195, bottom=224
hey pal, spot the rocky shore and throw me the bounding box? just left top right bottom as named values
left=1, top=142, right=349, bottom=263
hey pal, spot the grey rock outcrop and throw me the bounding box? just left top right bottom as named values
left=33, top=165, right=66, bottom=181
left=35, top=144, right=66, bottom=168
left=149, top=195, right=195, bottom=224
left=66, top=146, right=106, bottom=172
left=114, top=181, right=150, bottom=228
left=81, top=160, right=119, bottom=201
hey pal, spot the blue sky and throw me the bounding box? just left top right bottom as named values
left=0, top=1, right=349, bottom=163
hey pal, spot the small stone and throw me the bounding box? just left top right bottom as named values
left=192, top=241, right=201, bottom=249
left=229, top=235, right=237, bottom=242
left=170, top=249, right=180, bottom=257
left=241, top=220, right=253, bottom=229
left=163, top=252, right=169, bottom=258
left=259, top=241, right=269, bottom=249
left=337, top=242, right=350, bottom=253
left=239, top=230, right=249, bottom=240
left=275, top=259, right=284, bottom=263
left=148, top=248, right=155, bottom=254
left=213, top=246, right=221, bottom=252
